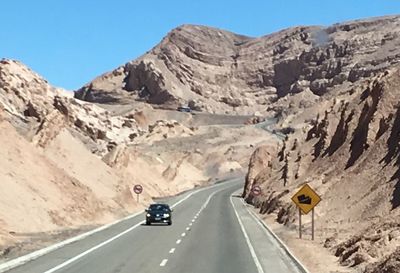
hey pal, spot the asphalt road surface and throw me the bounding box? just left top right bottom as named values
left=5, top=178, right=305, bottom=273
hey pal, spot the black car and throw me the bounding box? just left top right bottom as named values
left=145, top=204, right=172, bottom=225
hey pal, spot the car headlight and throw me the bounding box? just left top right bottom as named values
left=146, top=213, right=150, bottom=217
left=163, top=213, right=170, bottom=217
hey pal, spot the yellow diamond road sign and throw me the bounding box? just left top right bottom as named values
left=291, top=184, right=321, bottom=214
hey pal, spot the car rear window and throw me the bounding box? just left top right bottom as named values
left=149, top=204, right=170, bottom=211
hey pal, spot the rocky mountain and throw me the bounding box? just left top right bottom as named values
left=0, top=59, right=149, bottom=252
left=0, top=58, right=270, bottom=259
left=0, top=59, right=145, bottom=155
left=75, top=16, right=400, bottom=116
left=3, top=14, right=400, bottom=272
left=243, top=66, right=400, bottom=272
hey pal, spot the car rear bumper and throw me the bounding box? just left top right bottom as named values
left=146, top=217, right=171, bottom=223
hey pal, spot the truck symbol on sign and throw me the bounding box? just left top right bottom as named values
left=297, top=194, right=312, bottom=205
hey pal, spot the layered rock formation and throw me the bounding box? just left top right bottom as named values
left=0, top=59, right=145, bottom=155
left=76, top=16, right=400, bottom=116
left=243, top=67, right=400, bottom=272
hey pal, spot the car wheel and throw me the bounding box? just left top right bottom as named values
left=168, top=221, right=172, bottom=225
left=146, top=221, right=151, bottom=225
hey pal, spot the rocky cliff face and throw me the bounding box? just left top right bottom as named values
left=76, top=16, right=400, bottom=115
left=243, top=67, right=400, bottom=272
left=0, top=59, right=145, bottom=155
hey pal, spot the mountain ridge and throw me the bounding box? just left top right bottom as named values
left=75, top=15, right=400, bottom=117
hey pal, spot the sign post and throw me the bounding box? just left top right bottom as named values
left=133, top=184, right=143, bottom=203
left=299, top=208, right=302, bottom=239
left=291, top=184, right=321, bottom=240
left=312, top=208, right=315, bottom=241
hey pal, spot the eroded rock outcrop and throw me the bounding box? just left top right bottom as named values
left=242, top=145, right=274, bottom=198
left=76, top=16, right=400, bottom=116
left=244, top=67, right=400, bottom=272
left=0, top=59, right=144, bottom=155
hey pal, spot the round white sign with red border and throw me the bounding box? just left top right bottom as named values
left=251, top=185, right=262, bottom=196
left=133, top=184, right=143, bottom=194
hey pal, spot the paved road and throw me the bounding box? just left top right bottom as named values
left=5, top=179, right=304, bottom=273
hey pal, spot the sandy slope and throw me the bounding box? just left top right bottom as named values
left=0, top=59, right=276, bottom=260
left=0, top=83, right=272, bottom=262
left=0, top=113, right=268, bottom=260
left=0, top=119, right=124, bottom=242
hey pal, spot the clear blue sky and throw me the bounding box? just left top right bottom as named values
left=1, top=1, right=400, bottom=90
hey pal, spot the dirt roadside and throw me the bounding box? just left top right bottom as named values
left=258, top=211, right=352, bottom=273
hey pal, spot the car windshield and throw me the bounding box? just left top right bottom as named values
left=149, top=204, right=170, bottom=211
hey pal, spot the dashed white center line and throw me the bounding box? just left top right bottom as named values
left=191, top=219, right=195, bottom=223
left=160, top=259, right=168, bottom=267
left=169, top=248, right=175, bottom=254
left=186, top=227, right=190, bottom=231
left=181, top=232, right=186, bottom=237
left=176, top=239, right=182, bottom=244
left=189, top=223, right=193, bottom=226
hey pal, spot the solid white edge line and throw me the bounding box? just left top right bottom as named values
left=230, top=195, right=265, bottom=273
left=43, top=221, right=144, bottom=273
left=0, top=180, right=236, bottom=273
left=0, top=210, right=143, bottom=273
left=43, top=183, right=231, bottom=273
left=169, top=248, right=175, bottom=254
left=160, top=259, right=168, bottom=267
left=176, top=239, right=182, bottom=244
left=240, top=199, right=310, bottom=273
